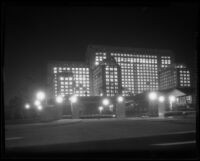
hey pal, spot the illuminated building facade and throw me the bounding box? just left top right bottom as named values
left=158, top=64, right=191, bottom=90
left=86, top=45, right=174, bottom=96
left=47, top=61, right=90, bottom=98
left=92, top=56, right=122, bottom=96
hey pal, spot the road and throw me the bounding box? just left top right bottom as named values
left=4, top=117, right=198, bottom=159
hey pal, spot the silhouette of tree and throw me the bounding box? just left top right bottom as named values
left=8, top=96, right=24, bottom=119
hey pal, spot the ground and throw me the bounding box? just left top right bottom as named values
left=4, top=116, right=197, bottom=159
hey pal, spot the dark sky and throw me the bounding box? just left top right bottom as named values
left=4, top=2, right=198, bottom=105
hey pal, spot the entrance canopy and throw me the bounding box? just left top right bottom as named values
left=159, top=88, right=187, bottom=97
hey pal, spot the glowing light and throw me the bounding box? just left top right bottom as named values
left=148, top=92, right=157, bottom=101
left=34, top=100, right=41, bottom=106
left=69, top=95, right=77, bottom=103
left=158, top=96, right=165, bottom=103
left=117, top=96, right=124, bottom=103
left=98, top=106, right=103, bottom=112
left=56, top=95, right=64, bottom=104
left=36, top=91, right=45, bottom=101
left=95, top=62, right=99, bottom=66
left=37, top=105, right=43, bottom=111
left=25, top=103, right=30, bottom=109
left=109, top=104, right=114, bottom=111
left=102, top=98, right=110, bottom=106
left=169, top=95, right=175, bottom=102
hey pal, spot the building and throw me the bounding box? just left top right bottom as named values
left=158, top=63, right=191, bottom=90
left=47, top=61, right=90, bottom=98
left=158, top=63, right=194, bottom=110
left=86, top=45, right=174, bottom=96
left=92, top=56, right=122, bottom=96
left=47, top=45, right=176, bottom=99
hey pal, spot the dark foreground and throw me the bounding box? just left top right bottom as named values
left=4, top=117, right=198, bottom=159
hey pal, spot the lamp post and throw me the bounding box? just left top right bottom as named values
left=34, top=100, right=43, bottom=112
left=98, top=106, right=103, bottom=115
left=117, top=96, right=124, bottom=103
left=169, top=95, right=175, bottom=111
left=54, top=95, right=64, bottom=119
left=116, top=95, right=125, bottom=118
left=36, top=91, right=47, bottom=107
left=102, top=98, right=110, bottom=106
left=158, top=96, right=165, bottom=117
left=148, top=92, right=158, bottom=117
left=24, top=103, right=30, bottom=110
left=56, top=95, right=64, bottom=104
left=69, top=95, right=79, bottom=119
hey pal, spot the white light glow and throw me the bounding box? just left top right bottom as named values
left=109, top=104, right=114, bottom=110
left=37, top=105, right=43, bottom=111
left=69, top=95, right=77, bottom=103
left=56, top=95, right=64, bottom=103
left=117, top=96, right=124, bottom=103
left=34, top=100, right=41, bottom=106
left=36, top=91, right=45, bottom=101
left=98, top=106, right=103, bottom=112
left=25, top=103, right=30, bottom=109
left=102, top=98, right=110, bottom=106
left=158, top=96, right=165, bottom=102
left=148, top=92, right=157, bottom=101
left=169, top=95, right=175, bottom=102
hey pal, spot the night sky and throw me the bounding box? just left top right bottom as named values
left=4, top=2, right=198, bottom=105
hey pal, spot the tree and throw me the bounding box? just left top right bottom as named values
left=8, top=96, right=24, bottom=119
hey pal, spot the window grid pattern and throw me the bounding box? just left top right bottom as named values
left=93, top=67, right=103, bottom=96
left=159, top=70, right=177, bottom=90
left=95, top=52, right=106, bottom=66
left=179, top=69, right=191, bottom=87
left=53, top=67, right=90, bottom=97
left=110, top=53, right=158, bottom=95
left=105, top=66, right=119, bottom=96
left=137, top=63, right=158, bottom=93
left=161, top=56, right=171, bottom=68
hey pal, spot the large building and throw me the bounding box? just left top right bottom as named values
left=86, top=45, right=174, bottom=96
left=47, top=45, right=176, bottom=98
left=92, top=56, right=122, bottom=96
left=158, top=63, right=191, bottom=90
left=47, top=61, right=90, bottom=98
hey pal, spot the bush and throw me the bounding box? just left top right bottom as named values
left=164, top=111, right=183, bottom=117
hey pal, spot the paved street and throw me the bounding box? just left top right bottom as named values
left=4, top=117, right=197, bottom=159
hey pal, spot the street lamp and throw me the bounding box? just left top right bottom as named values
left=98, top=106, right=103, bottom=114
left=169, top=95, right=175, bottom=102
left=148, top=92, right=157, bottom=101
left=109, top=104, right=114, bottom=111
left=158, top=96, right=165, bottom=103
left=34, top=100, right=41, bottom=106
left=37, top=105, right=43, bottom=111
left=69, top=95, right=78, bottom=103
left=169, top=95, right=175, bottom=110
left=36, top=91, right=46, bottom=101
left=69, top=95, right=78, bottom=118
left=56, top=95, right=64, bottom=104
left=117, top=96, right=124, bottom=103
left=158, top=96, right=165, bottom=117
left=25, top=103, right=30, bottom=109
left=148, top=92, right=158, bottom=117
left=102, top=98, right=110, bottom=106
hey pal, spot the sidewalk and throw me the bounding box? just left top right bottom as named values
left=5, top=119, right=82, bottom=129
